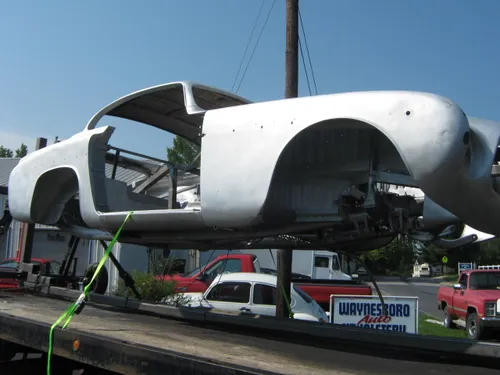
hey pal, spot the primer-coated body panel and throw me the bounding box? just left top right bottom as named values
left=200, top=91, right=469, bottom=227
left=8, top=81, right=494, bottom=249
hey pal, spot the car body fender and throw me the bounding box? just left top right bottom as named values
left=199, top=91, right=469, bottom=227
left=8, top=126, right=114, bottom=225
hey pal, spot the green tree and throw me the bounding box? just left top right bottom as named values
left=419, top=243, right=446, bottom=264
left=0, top=146, right=13, bottom=158
left=363, top=235, right=418, bottom=276
left=166, top=136, right=200, bottom=167
left=478, top=238, right=500, bottom=265
left=15, top=143, right=28, bottom=158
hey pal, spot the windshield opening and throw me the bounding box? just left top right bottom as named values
left=331, top=255, right=340, bottom=271
left=185, top=265, right=202, bottom=277
left=293, top=284, right=313, bottom=303
left=469, top=271, right=500, bottom=290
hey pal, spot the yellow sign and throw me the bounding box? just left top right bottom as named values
left=442, top=256, right=448, bottom=264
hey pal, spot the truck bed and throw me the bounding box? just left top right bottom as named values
left=0, top=294, right=498, bottom=375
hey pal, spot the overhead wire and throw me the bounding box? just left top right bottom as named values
left=298, top=7, right=318, bottom=95
left=231, top=0, right=266, bottom=93
left=299, top=37, right=312, bottom=96
left=235, top=0, right=277, bottom=94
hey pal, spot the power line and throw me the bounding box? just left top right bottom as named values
left=298, top=8, right=318, bottom=95
left=235, top=0, right=277, bottom=94
left=231, top=0, right=266, bottom=93
left=299, top=36, right=312, bottom=96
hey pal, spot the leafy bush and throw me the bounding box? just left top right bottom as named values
left=113, top=256, right=195, bottom=305
left=114, top=269, right=177, bottom=303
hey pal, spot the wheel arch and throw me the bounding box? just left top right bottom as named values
left=467, top=306, right=478, bottom=315
left=30, top=167, right=80, bottom=224
left=260, top=117, right=412, bottom=224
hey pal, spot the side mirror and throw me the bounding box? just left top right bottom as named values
left=453, top=283, right=463, bottom=290
left=197, top=273, right=207, bottom=282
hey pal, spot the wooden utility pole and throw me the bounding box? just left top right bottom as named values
left=19, top=137, right=47, bottom=265
left=276, top=0, right=299, bottom=319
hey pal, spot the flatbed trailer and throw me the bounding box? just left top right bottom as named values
left=1, top=290, right=500, bottom=375
left=1, top=196, right=500, bottom=375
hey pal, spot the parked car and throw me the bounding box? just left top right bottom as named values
left=0, top=258, right=60, bottom=290
left=166, top=272, right=329, bottom=323
left=156, top=253, right=372, bottom=311
left=437, top=269, right=500, bottom=340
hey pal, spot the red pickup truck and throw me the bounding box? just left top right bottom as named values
left=156, top=254, right=372, bottom=311
left=437, top=269, right=500, bottom=340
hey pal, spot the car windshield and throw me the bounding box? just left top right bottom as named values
left=331, top=256, right=340, bottom=271
left=469, top=272, right=500, bottom=290
left=184, top=266, right=202, bottom=277
left=293, top=284, right=313, bottom=303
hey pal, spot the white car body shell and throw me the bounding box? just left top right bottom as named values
left=7, top=81, right=499, bottom=249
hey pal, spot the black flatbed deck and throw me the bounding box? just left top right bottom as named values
left=0, top=293, right=499, bottom=375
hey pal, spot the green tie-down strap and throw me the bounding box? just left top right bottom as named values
left=278, top=279, right=294, bottom=319
left=47, top=211, right=134, bottom=375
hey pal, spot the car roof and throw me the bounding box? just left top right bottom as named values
left=469, top=269, right=500, bottom=273
left=216, top=272, right=279, bottom=285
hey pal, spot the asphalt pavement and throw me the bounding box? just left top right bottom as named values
left=369, top=280, right=443, bottom=319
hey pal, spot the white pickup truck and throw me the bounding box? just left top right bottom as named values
left=167, top=272, right=329, bottom=323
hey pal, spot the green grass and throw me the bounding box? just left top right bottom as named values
left=418, top=312, right=466, bottom=338
left=441, top=274, right=458, bottom=282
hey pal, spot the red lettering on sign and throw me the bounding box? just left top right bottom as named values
left=357, top=315, right=392, bottom=324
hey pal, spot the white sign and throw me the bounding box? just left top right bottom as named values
left=458, top=262, right=472, bottom=274
left=329, top=295, right=419, bottom=334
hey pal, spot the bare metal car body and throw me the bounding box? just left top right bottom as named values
left=7, top=81, right=496, bottom=250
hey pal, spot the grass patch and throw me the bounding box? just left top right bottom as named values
left=442, top=274, right=458, bottom=282
left=418, top=312, right=466, bottom=338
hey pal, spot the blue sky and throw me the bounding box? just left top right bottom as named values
left=0, top=0, right=499, bottom=159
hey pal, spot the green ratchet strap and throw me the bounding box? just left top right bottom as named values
left=278, top=280, right=294, bottom=319
left=47, top=211, right=133, bottom=375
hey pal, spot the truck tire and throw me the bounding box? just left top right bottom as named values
left=466, top=312, right=486, bottom=340
left=443, top=306, right=455, bottom=328
left=82, top=263, right=109, bottom=295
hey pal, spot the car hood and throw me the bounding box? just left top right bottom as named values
left=154, top=274, right=190, bottom=282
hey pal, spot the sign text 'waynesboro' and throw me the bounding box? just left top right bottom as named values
left=330, top=295, right=418, bottom=334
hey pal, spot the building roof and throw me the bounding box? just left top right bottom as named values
left=0, top=158, right=21, bottom=188
left=0, top=157, right=144, bottom=188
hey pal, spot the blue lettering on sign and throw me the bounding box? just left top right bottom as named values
left=342, top=323, right=407, bottom=332
left=338, top=302, right=411, bottom=317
